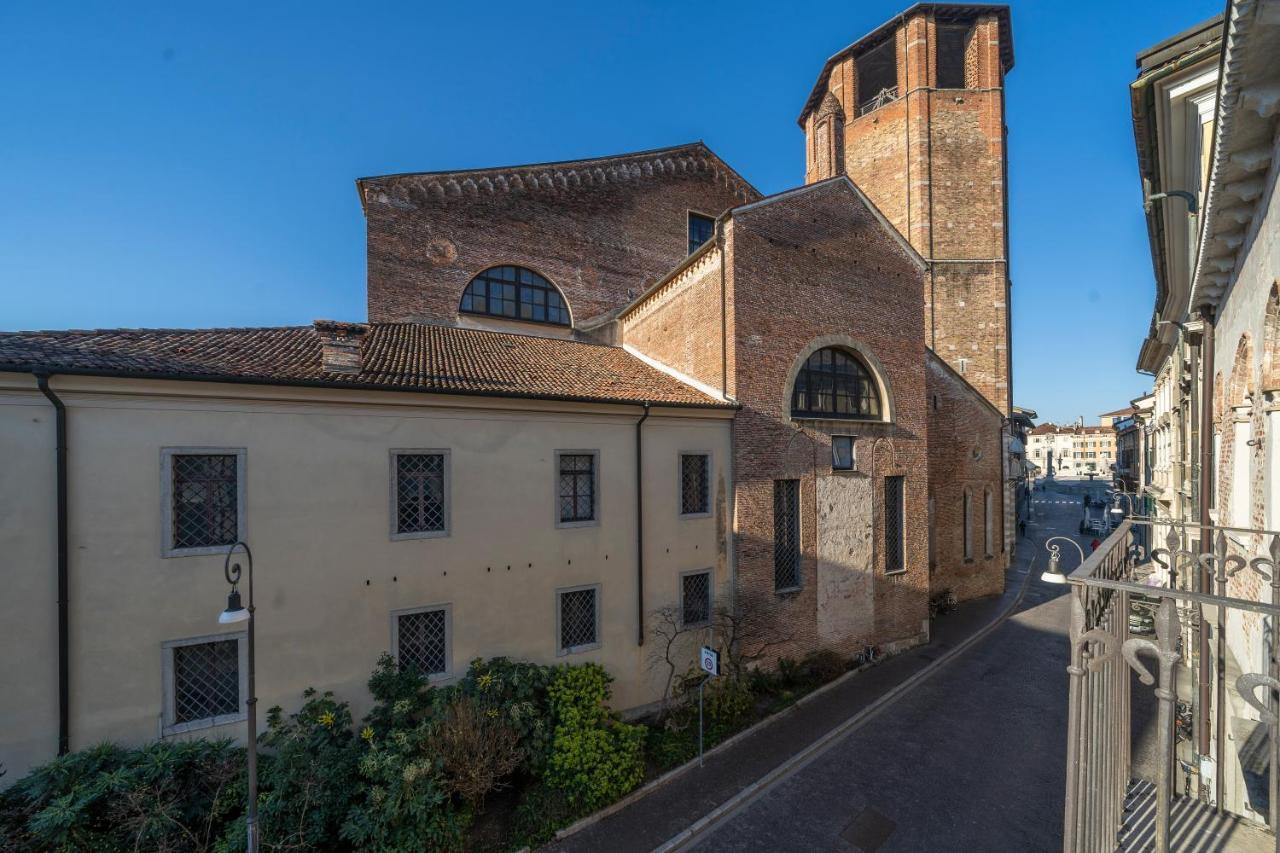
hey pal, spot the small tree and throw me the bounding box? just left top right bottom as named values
left=436, top=697, right=523, bottom=809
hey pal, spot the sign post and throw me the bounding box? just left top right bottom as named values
left=698, top=646, right=719, bottom=767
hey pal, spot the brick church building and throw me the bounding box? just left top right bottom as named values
left=0, top=3, right=1013, bottom=777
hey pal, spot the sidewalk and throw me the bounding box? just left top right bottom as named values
left=549, top=542, right=1040, bottom=852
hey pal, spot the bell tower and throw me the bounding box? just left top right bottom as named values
left=799, top=4, right=1014, bottom=414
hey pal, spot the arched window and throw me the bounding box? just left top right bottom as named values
left=791, top=347, right=881, bottom=419
left=460, top=266, right=569, bottom=326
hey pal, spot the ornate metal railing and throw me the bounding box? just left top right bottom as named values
left=858, top=86, right=899, bottom=116
left=1062, top=517, right=1280, bottom=853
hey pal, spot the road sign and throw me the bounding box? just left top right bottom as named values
left=700, top=646, right=720, bottom=677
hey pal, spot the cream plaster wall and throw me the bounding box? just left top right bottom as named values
left=0, top=374, right=732, bottom=782
left=815, top=474, right=875, bottom=645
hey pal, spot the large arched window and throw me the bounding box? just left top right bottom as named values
left=791, top=347, right=881, bottom=419
left=460, top=265, right=569, bottom=326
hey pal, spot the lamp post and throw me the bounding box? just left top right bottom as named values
left=1041, top=536, right=1086, bottom=585
left=218, top=542, right=258, bottom=853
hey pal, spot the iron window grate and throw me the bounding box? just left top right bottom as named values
left=559, top=454, right=595, bottom=523
left=397, top=609, right=448, bottom=676
left=172, top=454, right=239, bottom=550
left=559, top=588, right=597, bottom=651
left=173, top=639, right=239, bottom=724
left=682, top=572, right=711, bottom=626
left=396, top=453, right=446, bottom=534
left=774, top=479, right=801, bottom=590
left=681, top=454, right=710, bottom=515
left=885, top=476, right=905, bottom=573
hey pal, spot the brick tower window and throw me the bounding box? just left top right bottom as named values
left=460, top=265, right=570, bottom=326
left=791, top=347, right=882, bottom=420
left=937, top=23, right=971, bottom=89
left=855, top=39, right=897, bottom=114
left=688, top=213, right=715, bottom=255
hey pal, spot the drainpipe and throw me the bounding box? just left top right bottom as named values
left=1196, top=311, right=1215, bottom=766
left=35, top=372, right=69, bottom=756
left=636, top=401, right=651, bottom=646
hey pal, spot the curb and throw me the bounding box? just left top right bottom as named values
left=655, top=553, right=1038, bottom=851
left=550, top=556, right=1037, bottom=849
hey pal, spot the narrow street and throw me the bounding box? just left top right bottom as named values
left=683, top=481, right=1102, bottom=852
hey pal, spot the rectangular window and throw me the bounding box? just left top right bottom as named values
left=984, top=489, right=994, bottom=558
left=832, top=435, right=856, bottom=471
left=393, top=451, right=449, bottom=538
left=162, top=634, right=245, bottom=734
left=773, top=479, right=801, bottom=590
left=937, top=23, right=971, bottom=89
left=963, top=490, right=973, bottom=560
left=680, top=570, right=712, bottom=627
left=856, top=38, right=898, bottom=114
left=162, top=448, right=246, bottom=557
left=557, top=452, right=598, bottom=525
left=393, top=605, right=451, bottom=679
left=680, top=453, right=711, bottom=516
left=688, top=212, right=715, bottom=255
left=557, top=585, right=600, bottom=654
left=885, top=476, right=905, bottom=573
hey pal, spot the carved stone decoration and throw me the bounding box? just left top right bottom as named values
left=1236, top=672, right=1280, bottom=725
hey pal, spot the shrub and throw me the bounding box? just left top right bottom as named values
left=799, top=648, right=849, bottom=684
left=508, top=781, right=581, bottom=849
left=436, top=697, right=523, bottom=808
left=544, top=664, right=645, bottom=812
left=450, top=657, right=556, bottom=773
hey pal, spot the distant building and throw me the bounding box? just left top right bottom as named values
left=1026, top=414, right=1119, bottom=479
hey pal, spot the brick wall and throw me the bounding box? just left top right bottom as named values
left=361, top=145, right=755, bottom=327
left=925, top=352, right=1006, bottom=603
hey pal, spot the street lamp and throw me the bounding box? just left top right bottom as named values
left=219, top=542, right=258, bottom=853
left=1041, top=536, right=1086, bottom=585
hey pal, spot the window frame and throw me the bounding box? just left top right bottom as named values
left=773, top=479, right=803, bottom=593
left=160, top=447, right=247, bottom=558
left=390, top=603, right=453, bottom=682
left=935, top=22, right=972, bottom=89
left=984, top=488, right=994, bottom=558
left=678, top=451, right=713, bottom=518
left=161, top=632, right=248, bottom=736
left=832, top=435, right=857, bottom=471
left=790, top=347, right=883, bottom=421
left=884, top=475, right=906, bottom=575
left=687, top=211, right=716, bottom=255
left=679, top=569, right=714, bottom=629
left=963, top=489, right=974, bottom=561
left=389, top=449, right=452, bottom=541
left=556, top=583, right=601, bottom=656
left=459, top=265, right=571, bottom=327
left=555, top=450, right=601, bottom=529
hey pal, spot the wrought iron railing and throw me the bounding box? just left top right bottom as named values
left=1061, top=517, right=1280, bottom=853
left=858, top=86, right=899, bottom=116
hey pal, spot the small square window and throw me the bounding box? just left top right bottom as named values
left=688, top=212, right=715, bottom=254
left=392, top=451, right=450, bottom=539
left=832, top=435, right=856, bottom=471
left=162, top=634, right=246, bottom=735
left=557, top=451, right=599, bottom=527
left=393, top=605, right=451, bottom=679
left=680, top=571, right=712, bottom=627
left=680, top=453, right=711, bottom=516
left=162, top=448, right=246, bottom=557
left=558, top=586, right=600, bottom=654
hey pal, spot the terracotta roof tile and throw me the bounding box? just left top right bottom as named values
left=0, top=323, right=728, bottom=408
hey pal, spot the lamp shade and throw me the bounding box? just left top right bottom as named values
left=219, top=588, right=249, bottom=624
left=1040, top=552, right=1068, bottom=584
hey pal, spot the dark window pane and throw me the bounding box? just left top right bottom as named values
left=681, top=454, right=710, bottom=515
left=560, top=588, right=597, bottom=650
left=688, top=213, right=715, bottom=254
left=396, top=453, right=446, bottom=533
left=173, top=639, right=239, bottom=723
left=774, top=479, right=801, bottom=590
left=681, top=572, right=711, bottom=626
left=459, top=266, right=570, bottom=326
left=398, top=609, right=447, bottom=676
left=559, top=454, right=595, bottom=522
left=856, top=38, right=898, bottom=113
left=885, top=476, right=905, bottom=572
left=172, top=454, right=238, bottom=550
left=937, top=24, right=970, bottom=88
left=791, top=347, right=882, bottom=420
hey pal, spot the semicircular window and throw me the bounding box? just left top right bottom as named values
left=791, top=347, right=882, bottom=419
left=460, top=266, right=570, bottom=326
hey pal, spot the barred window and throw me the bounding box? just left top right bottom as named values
left=394, top=606, right=450, bottom=678
left=163, top=449, right=244, bottom=556
left=774, top=479, right=801, bottom=591
left=460, top=265, right=569, bottom=326
left=163, top=634, right=244, bottom=734
left=558, top=452, right=597, bottom=525
left=681, top=571, right=712, bottom=627
left=963, top=489, right=973, bottom=560
left=558, top=586, right=599, bottom=654
left=680, top=454, right=710, bottom=516
left=791, top=347, right=881, bottom=420
left=688, top=212, right=715, bottom=254
left=394, top=452, right=448, bottom=537
left=885, top=476, right=905, bottom=573
left=984, top=488, right=994, bottom=557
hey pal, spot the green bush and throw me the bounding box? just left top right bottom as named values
left=544, top=664, right=645, bottom=812
left=0, top=739, right=243, bottom=852
left=449, top=657, right=556, bottom=773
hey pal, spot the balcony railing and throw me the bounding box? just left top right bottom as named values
left=857, top=86, right=899, bottom=116
left=1062, top=516, right=1280, bottom=852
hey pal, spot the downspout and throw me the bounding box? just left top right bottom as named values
left=636, top=401, right=651, bottom=646
left=35, top=372, right=69, bottom=756
left=1195, top=310, right=1215, bottom=764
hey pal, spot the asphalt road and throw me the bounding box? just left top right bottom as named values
left=687, top=481, right=1101, bottom=853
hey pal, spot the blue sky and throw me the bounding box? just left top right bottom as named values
left=0, top=0, right=1221, bottom=424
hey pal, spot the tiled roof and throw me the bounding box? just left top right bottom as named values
left=0, top=323, right=729, bottom=408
